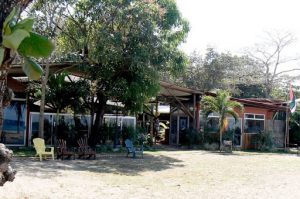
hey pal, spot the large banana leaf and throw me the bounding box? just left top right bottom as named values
left=0, top=48, right=4, bottom=65
left=12, top=18, right=34, bottom=32
left=3, top=29, right=30, bottom=50
left=3, top=7, right=19, bottom=35
left=18, top=32, right=54, bottom=58
left=22, top=57, right=43, bottom=80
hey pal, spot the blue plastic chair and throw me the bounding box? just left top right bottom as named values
left=125, top=139, right=143, bottom=158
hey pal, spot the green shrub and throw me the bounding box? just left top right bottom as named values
left=145, top=134, right=154, bottom=147
left=203, top=129, right=219, bottom=144
left=203, top=143, right=219, bottom=151
left=254, top=131, right=275, bottom=151
left=122, top=126, right=148, bottom=146
left=180, top=128, right=201, bottom=146
left=223, top=129, right=234, bottom=141
left=122, top=126, right=137, bottom=141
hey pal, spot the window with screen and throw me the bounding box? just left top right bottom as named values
left=244, top=113, right=265, bottom=134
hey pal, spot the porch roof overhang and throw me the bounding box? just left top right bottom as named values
left=8, top=63, right=287, bottom=112
left=205, top=92, right=287, bottom=111
left=232, top=98, right=287, bottom=111
left=159, top=81, right=202, bottom=99
left=8, top=62, right=77, bottom=77
left=7, top=76, right=26, bottom=92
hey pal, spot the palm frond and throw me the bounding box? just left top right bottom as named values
left=226, top=109, right=239, bottom=122
left=227, top=100, right=244, bottom=111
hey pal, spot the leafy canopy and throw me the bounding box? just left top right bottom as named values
left=57, top=0, right=189, bottom=113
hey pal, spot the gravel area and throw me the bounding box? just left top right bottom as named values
left=0, top=150, right=300, bottom=199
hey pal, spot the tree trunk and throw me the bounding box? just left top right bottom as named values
left=0, top=1, right=17, bottom=187
left=265, top=84, right=272, bottom=99
left=93, top=106, right=105, bottom=135
left=0, top=71, right=7, bottom=139
left=93, top=93, right=106, bottom=131
left=91, top=93, right=106, bottom=144
left=54, top=108, right=60, bottom=142
left=38, top=62, right=50, bottom=138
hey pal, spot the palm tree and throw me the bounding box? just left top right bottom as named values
left=201, top=90, right=243, bottom=150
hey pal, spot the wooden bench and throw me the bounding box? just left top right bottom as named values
left=57, top=139, right=75, bottom=160
left=77, top=137, right=96, bottom=159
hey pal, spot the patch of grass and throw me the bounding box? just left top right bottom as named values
left=11, top=147, right=36, bottom=157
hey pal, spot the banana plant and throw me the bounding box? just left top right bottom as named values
left=1, top=7, right=54, bottom=80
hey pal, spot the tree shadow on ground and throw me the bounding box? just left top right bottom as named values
left=201, top=150, right=241, bottom=156
left=12, top=153, right=184, bottom=179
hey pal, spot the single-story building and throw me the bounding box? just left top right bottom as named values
left=159, top=82, right=288, bottom=149
left=2, top=62, right=291, bottom=149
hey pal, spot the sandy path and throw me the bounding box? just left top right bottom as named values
left=0, top=150, right=300, bottom=199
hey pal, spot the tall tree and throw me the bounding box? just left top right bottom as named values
left=55, top=0, right=189, bottom=135
left=175, top=48, right=264, bottom=97
left=29, top=0, right=70, bottom=138
left=201, top=91, right=243, bottom=150
left=246, top=31, right=300, bottom=98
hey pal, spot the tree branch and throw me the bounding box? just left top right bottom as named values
left=274, top=68, right=300, bottom=77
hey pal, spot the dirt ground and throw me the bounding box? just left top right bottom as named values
left=1, top=150, right=300, bottom=199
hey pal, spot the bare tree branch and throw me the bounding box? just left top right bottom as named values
left=274, top=68, right=300, bottom=77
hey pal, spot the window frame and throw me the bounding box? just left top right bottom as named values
left=243, top=113, right=265, bottom=134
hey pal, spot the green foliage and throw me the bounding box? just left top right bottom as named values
left=18, top=32, right=55, bottom=58
left=0, top=48, right=4, bottom=65
left=145, top=134, right=154, bottom=147
left=203, top=130, right=219, bottom=144
left=168, top=48, right=264, bottom=95
left=201, top=90, right=243, bottom=149
left=12, top=147, right=36, bottom=157
left=3, top=29, right=30, bottom=50
left=180, top=128, right=201, bottom=146
left=53, top=0, right=189, bottom=113
left=203, top=143, right=219, bottom=151
left=1, top=6, right=54, bottom=80
left=201, top=90, right=243, bottom=120
left=253, top=131, right=275, bottom=151
left=289, top=112, right=300, bottom=144
left=222, top=129, right=234, bottom=141
left=122, top=126, right=137, bottom=141
left=22, top=57, right=43, bottom=80
left=12, top=18, right=34, bottom=32
left=122, top=126, right=147, bottom=146
left=233, top=84, right=267, bottom=98
left=30, top=72, right=90, bottom=113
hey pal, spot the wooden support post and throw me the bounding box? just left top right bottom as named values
left=150, top=104, right=154, bottom=143
left=169, top=106, right=172, bottom=145
left=176, top=109, right=180, bottom=146
left=25, top=93, right=30, bottom=147
left=193, top=94, right=196, bottom=129
left=285, top=106, right=289, bottom=150
left=195, top=94, right=201, bottom=130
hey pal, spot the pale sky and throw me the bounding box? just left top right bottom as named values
left=176, top=0, right=300, bottom=56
